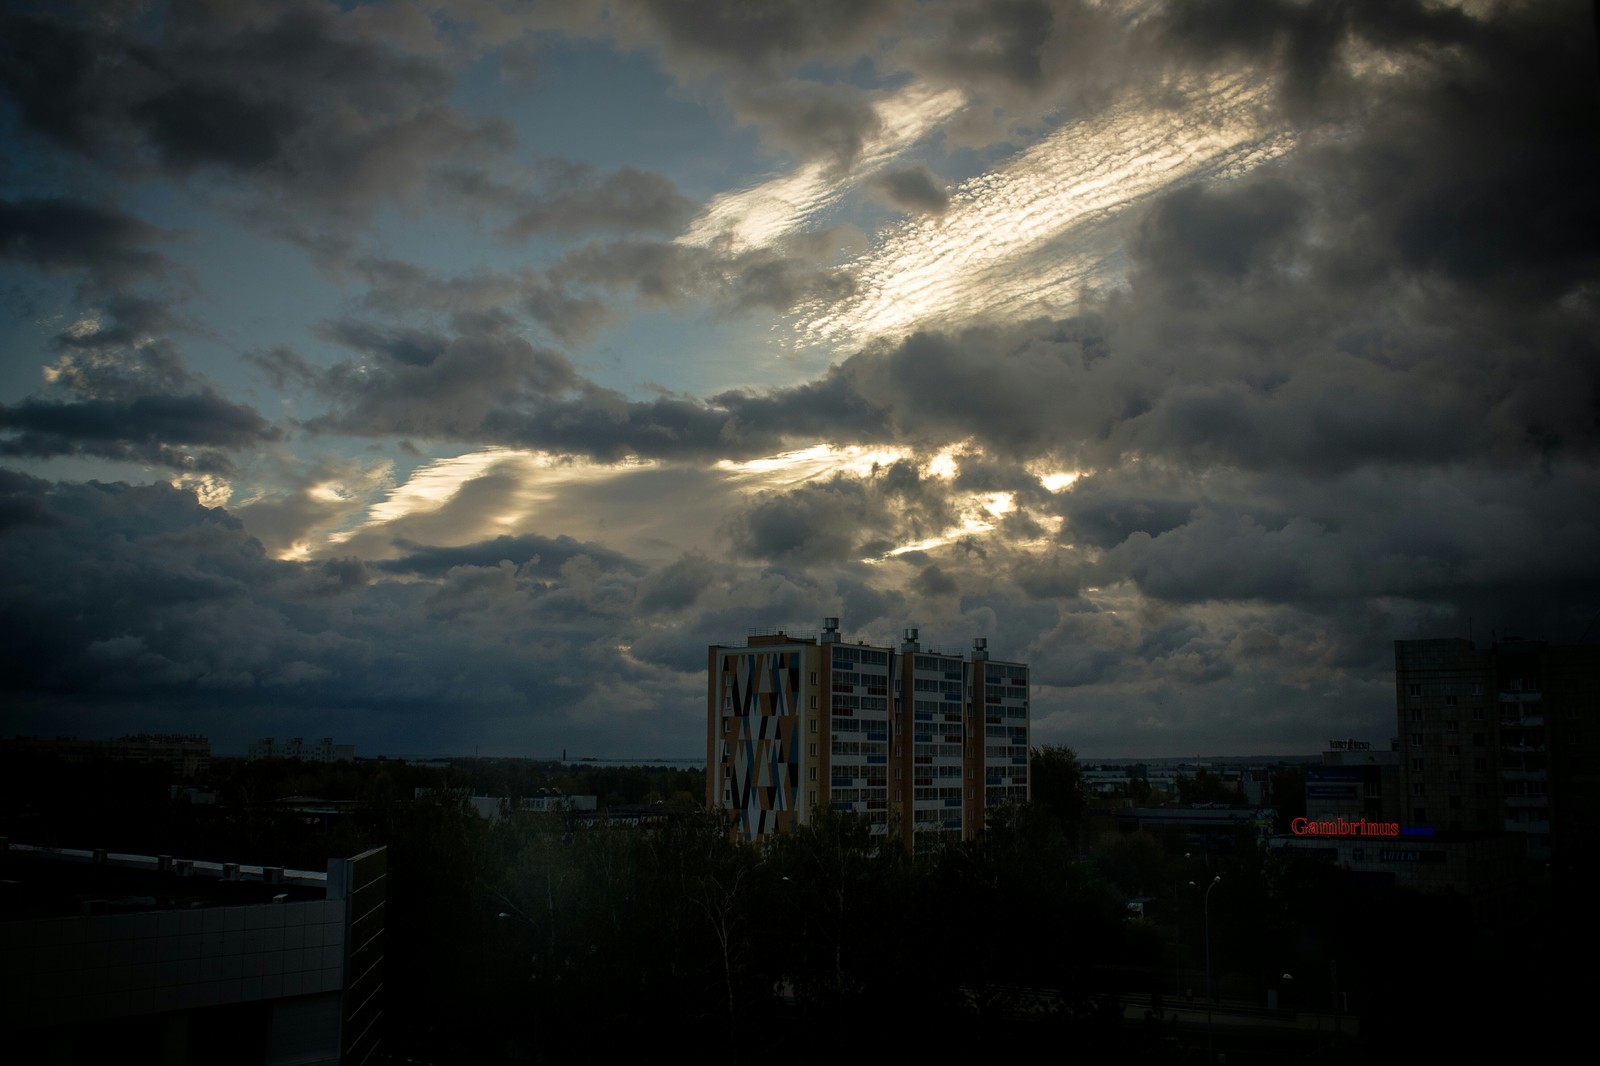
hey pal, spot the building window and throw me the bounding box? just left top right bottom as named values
left=1448, top=770, right=1461, bottom=783
left=1444, top=695, right=1458, bottom=707
left=1413, top=807, right=1427, bottom=822
left=1409, top=708, right=1424, bottom=723
left=1410, top=733, right=1423, bottom=746
left=1472, top=733, right=1486, bottom=747
left=723, top=719, right=731, bottom=734
left=809, top=719, right=817, bottom=734
left=1473, top=758, right=1486, bottom=771
left=1445, top=719, right=1458, bottom=732
left=1447, top=746, right=1460, bottom=758
left=1472, top=683, right=1483, bottom=696
left=1407, top=683, right=1422, bottom=698
left=809, top=790, right=818, bottom=807
left=1472, top=707, right=1484, bottom=720
left=808, top=766, right=817, bottom=782
left=1449, top=796, right=1462, bottom=810
left=810, top=695, right=818, bottom=709
left=1474, top=784, right=1487, bottom=797
left=808, top=742, right=817, bottom=758
left=1411, top=783, right=1426, bottom=796
left=1411, top=758, right=1425, bottom=772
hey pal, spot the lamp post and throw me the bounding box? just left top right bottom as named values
left=1174, top=874, right=1195, bottom=997
left=1205, top=875, right=1221, bottom=1060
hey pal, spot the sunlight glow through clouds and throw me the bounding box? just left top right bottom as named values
left=798, top=74, right=1297, bottom=345
left=679, top=83, right=967, bottom=252
left=714, top=442, right=914, bottom=483
left=330, top=448, right=658, bottom=545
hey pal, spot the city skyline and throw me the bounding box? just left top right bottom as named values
left=2, top=1, right=1597, bottom=759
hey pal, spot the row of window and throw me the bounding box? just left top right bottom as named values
left=831, top=647, right=889, bottom=666
left=1408, top=707, right=1488, bottom=723
left=1406, top=683, right=1485, bottom=698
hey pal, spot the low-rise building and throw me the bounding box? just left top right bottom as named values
left=0, top=839, right=384, bottom=1064
left=248, top=737, right=356, bottom=763
left=2, top=734, right=211, bottom=777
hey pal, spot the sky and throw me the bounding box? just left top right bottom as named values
left=2, top=0, right=1597, bottom=760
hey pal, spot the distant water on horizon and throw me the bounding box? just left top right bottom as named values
left=563, top=756, right=704, bottom=770
left=368, top=753, right=704, bottom=768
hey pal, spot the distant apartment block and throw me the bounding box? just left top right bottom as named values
left=707, top=618, right=1030, bottom=847
left=1305, top=740, right=1400, bottom=825
left=2, top=734, right=211, bottom=777
left=1395, top=637, right=1600, bottom=862
left=0, top=840, right=385, bottom=1064
left=249, top=737, right=356, bottom=763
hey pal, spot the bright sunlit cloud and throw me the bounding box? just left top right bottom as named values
left=679, top=83, right=966, bottom=252
left=332, top=449, right=657, bottom=545
left=798, top=74, right=1296, bottom=345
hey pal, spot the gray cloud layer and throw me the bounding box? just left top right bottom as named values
left=0, top=0, right=1594, bottom=757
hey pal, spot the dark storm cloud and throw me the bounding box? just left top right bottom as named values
left=131, top=81, right=303, bottom=172
left=446, top=163, right=696, bottom=239
left=631, top=0, right=903, bottom=70
left=0, top=4, right=509, bottom=220
left=1155, top=0, right=1478, bottom=116
left=0, top=471, right=702, bottom=754
left=918, top=0, right=1056, bottom=91
left=0, top=197, right=175, bottom=289
left=0, top=10, right=122, bottom=153
left=0, top=391, right=281, bottom=473
left=733, top=81, right=883, bottom=172
left=867, top=166, right=950, bottom=215
left=1132, top=181, right=1306, bottom=292
left=913, top=563, right=957, bottom=597
left=723, top=461, right=957, bottom=563
left=377, top=533, right=640, bottom=579
left=299, top=314, right=582, bottom=438
left=552, top=230, right=861, bottom=314
left=1057, top=475, right=1195, bottom=550
left=1, top=287, right=282, bottom=473
left=336, top=255, right=613, bottom=345
left=635, top=552, right=717, bottom=613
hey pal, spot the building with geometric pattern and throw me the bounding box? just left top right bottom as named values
left=707, top=618, right=1029, bottom=848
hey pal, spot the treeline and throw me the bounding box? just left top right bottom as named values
left=400, top=800, right=1169, bottom=1063
left=0, top=752, right=703, bottom=867
left=4, top=747, right=1558, bottom=1062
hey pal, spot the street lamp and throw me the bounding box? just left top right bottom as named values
left=1205, top=875, right=1221, bottom=1059
left=1174, top=877, right=1196, bottom=997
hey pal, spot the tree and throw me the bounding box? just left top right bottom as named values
left=1174, top=768, right=1245, bottom=807
left=1029, top=745, right=1088, bottom=849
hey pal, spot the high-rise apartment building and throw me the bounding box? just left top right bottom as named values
left=1395, top=637, right=1599, bottom=862
left=707, top=618, right=1029, bottom=846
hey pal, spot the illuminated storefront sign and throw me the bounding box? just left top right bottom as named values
left=1291, top=817, right=1398, bottom=837
left=1291, top=817, right=1435, bottom=838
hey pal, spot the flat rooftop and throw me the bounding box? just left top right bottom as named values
left=1, top=842, right=328, bottom=921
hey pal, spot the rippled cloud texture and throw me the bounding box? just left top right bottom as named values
left=2, top=0, right=1596, bottom=758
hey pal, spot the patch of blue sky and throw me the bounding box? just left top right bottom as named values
left=453, top=36, right=766, bottom=203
